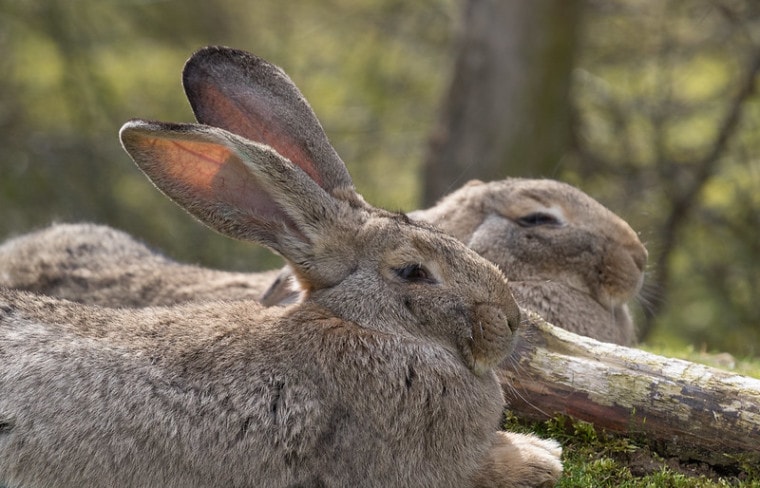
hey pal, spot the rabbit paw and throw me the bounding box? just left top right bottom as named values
left=473, top=431, right=563, bottom=488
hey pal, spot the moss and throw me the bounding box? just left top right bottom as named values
left=503, top=413, right=760, bottom=487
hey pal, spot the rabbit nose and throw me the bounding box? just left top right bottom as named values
left=617, top=223, right=648, bottom=273
left=628, top=241, right=648, bottom=273
left=469, top=301, right=517, bottom=374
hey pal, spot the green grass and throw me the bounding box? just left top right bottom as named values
left=640, top=344, right=760, bottom=379
left=503, top=413, right=760, bottom=487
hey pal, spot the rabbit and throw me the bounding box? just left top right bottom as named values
left=0, top=222, right=290, bottom=307
left=0, top=46, right=562, bottom=488
left=408, top=178, right=648, bottom=346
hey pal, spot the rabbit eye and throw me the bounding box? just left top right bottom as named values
left=516, top=212, right=562, bottom=227
left=395, top=264, right=436, bottom=284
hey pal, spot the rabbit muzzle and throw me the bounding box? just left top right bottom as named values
left=596, top=237, right=648, bottom=308
left=467, top=300, right=519, bottom=375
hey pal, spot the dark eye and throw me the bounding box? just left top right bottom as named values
left=516, top=212, right=562, bottom=227
left=395, top=264, right=436, bottom=284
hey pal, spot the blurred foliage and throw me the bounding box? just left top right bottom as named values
left=0, top=0, right=758, bottom=356
left=0, top=0, right=453, bottom=271
left=564, top=0, right=760, bottom=356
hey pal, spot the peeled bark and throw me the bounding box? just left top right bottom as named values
left=503, top=312, right=760, bottom=467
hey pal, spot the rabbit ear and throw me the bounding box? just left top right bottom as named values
left=182, top=46, right=353, bottom=194
left=119, top=119, right=348, bottom=272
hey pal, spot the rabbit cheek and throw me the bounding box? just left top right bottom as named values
left=400, top=294, right=481, bottom=372
left=408, top=294, right=513, bottom=376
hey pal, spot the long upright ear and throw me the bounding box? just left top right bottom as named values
left=119, top=119, right=343, bottom=266
left=182, top=46, right=353, bottom=195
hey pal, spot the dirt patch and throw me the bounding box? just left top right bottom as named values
left=610, top=445, right=749, bottom=482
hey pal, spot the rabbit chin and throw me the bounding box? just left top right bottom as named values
left=596, top=280, right=643, bottom=311
left=595, top=260, right=646, bottom=311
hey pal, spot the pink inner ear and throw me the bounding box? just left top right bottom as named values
left=146, top=137, right=286, bottom=225
left=198, top=83, right=324, bottom=187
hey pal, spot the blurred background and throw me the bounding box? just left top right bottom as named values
left=0, top=0, right=758, bottom=356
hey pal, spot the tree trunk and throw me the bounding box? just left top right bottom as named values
left=503, top=312, right=760, bottom=467
left=422, top=0, right=582, bottom=206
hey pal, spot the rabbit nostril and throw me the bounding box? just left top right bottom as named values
left=508, top=309, right=521, bottom=333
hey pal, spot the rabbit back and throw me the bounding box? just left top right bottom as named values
left=0, top=223, right=280, bottom=306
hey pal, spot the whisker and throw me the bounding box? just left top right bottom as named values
left=499, top=314, right=558, bottom=420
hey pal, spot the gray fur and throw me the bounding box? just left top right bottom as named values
left=0, top=46, right=562, bottom=487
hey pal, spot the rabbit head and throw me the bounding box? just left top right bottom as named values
left=124, top=46, right=520, bottom=374
left=410, top=178, right=647, bottom=344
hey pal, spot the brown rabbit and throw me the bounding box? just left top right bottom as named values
left=0, top=222, right=284, bottom=306
left=409, top=178, right=648, bottom=346
left=0, top=46, right=562, bottom=488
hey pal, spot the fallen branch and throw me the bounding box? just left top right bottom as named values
left=502, top=312, right=760, bottom=467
